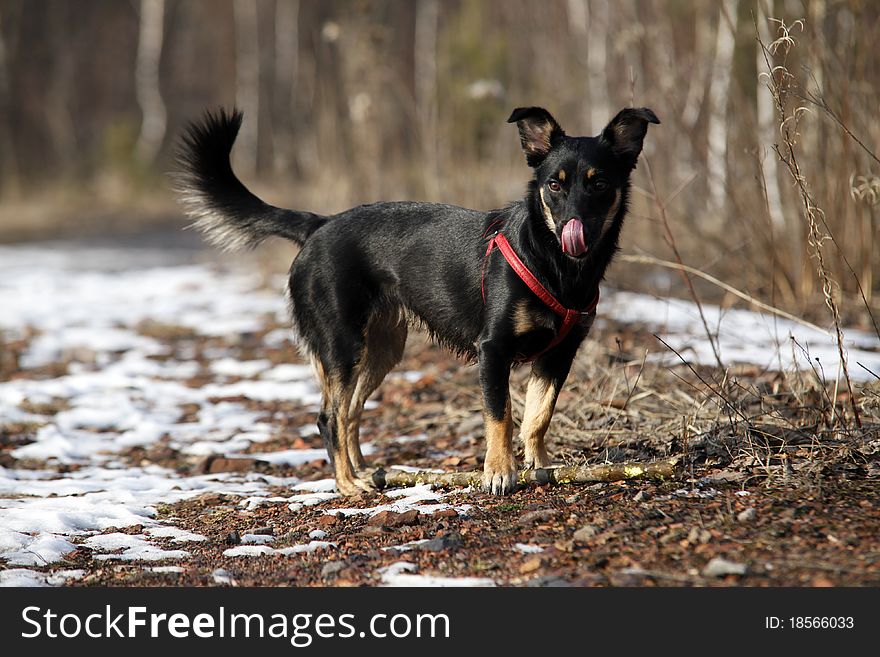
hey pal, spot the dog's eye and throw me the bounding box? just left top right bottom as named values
left=593, top=179, right=609, bottom=192
left=547, top=180, right=562, bottom=192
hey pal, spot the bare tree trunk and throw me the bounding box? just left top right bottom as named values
left=586, top=0, right=609, bottom=132
left=681, top=5, right=713, bottom=133
left=234, top=0, right=260, bottom=177
left=273, top=0, right=299, bottom=174
left=0, top=8, right=20, bottom=194
left=135, top=0, right=167, bottom=164
left=415, top=0, right=440, bottom=199
left=565, top=0, right=590, bottom=127
left=756, top=4, right=785, bottom=230
left=44, top=5, right=77, bottom=177
left=705, top=0, right=739, bottom=224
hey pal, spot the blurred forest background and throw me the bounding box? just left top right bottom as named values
left=0, top=0, right=878, bottom=327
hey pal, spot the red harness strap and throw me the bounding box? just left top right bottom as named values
left=481, top=232, right=600, bottom=361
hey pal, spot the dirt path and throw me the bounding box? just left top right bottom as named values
left=1, top=243, right=878, bottom=587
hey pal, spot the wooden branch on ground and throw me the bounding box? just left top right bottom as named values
left=370, top=456, right=683, bottom=490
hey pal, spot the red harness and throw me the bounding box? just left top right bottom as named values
left=481, top=231, right=600, bottom=361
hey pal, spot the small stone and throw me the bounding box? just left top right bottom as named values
left=687, top=527, right=711, bottom=544
left=224, top=531, right=241, bottom=545
left=212, top=569, right=236, bottom=586
left=526, top=575, right=573, bottom=587
left=321, top=561, right=347, bottom=578
left=573, top=524, right=598, bottom=543
left=418, top=533, right=462, bottom=552
left=564, top=494, right=580, bottom=505
left=198, top=492, right=224, bottom=506
left=204, top=456, right=265, bottom=474
left=368, top=510, right=399, bottom=527
left=702, top=557, right=747, bottom=578
left=737, top=508, right=756, bottom=523
left=318, top=514, right=339, bottom=526
left=517, top=509, right=558, bottom=526
left=395, top=509, right=421, bottom=526
left=247, top=526, right=274, bottom=536
left=519, top=556, right=544, bottom=574
left=633, top=490, right=650, bottom=503
left=368, top=509, right=421, bottom=528
left=359, top=525, right=388, bottom=537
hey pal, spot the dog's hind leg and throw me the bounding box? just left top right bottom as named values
left=313, top=358, right=373, bottom=496
left=346, top=311, right=407, bottom=473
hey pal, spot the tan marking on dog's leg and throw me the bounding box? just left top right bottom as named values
left=310, top=356, right=331, bottom=400
left=332, top=382, right=373, bottom=496
left=538, top=187, right=556, bottom=234
left=345, top=312, right=408, bottom=474
left=520, top=374, right=559, bottom=469
left=482, top=395, right=516, bottom=494
left=346, top=374, right=370, bottom=471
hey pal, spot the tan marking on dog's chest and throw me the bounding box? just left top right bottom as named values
left=512, top=299, right=556, bottom=335
left=538, top=187, right=556, bottom=233
left=599, top=189, right=622, bottom=239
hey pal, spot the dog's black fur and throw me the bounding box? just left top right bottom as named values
left=176, top=106, right=658, bottom=496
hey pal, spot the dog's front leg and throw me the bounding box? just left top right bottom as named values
left=478, top=340, right=517, bottom=494
left=520, top=344, right=578, bottom=469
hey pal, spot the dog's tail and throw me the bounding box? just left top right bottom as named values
left=174, top=108, right=326, bottom=251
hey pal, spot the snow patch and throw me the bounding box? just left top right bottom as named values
left=379, top=561, right=495, bottom=587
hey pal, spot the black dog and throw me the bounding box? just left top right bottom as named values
left=176, top=106, right=658, bottom=496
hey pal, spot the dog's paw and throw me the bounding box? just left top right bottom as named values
left=482, top=458, right=518, bottom=495
left=336, top=475, right=376, bottom=497
left=523, top=446, right=552, bottom=470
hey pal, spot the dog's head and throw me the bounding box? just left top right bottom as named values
left=508, top=106, right=659, bottom=258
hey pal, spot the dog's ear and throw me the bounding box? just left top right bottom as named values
left=507, top=107, right=565, bottom=167
left=600, top=107, right=660, bottom=169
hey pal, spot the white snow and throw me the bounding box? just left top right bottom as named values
left=0, top=533, right=77, bottom=567
left=602, top=290, right=880, bottom=381
left=378, top=561, right=495, bottom=587
left=240, top=533, right=275, bottom=545
left=0, top=568, right=84, bottom=587
left=223, top=541, right=336, bottom=557
left=327, top=484, right=472, bottom=518
left=382, top=539, right=431, bottom=552
left=85, top=533, right=191, bottom=561
left=145, top=526, right=208, bottom=542
left=514, top=543, right=545, bottom=554
left=292, top=478, right=338, bottom=493
left=210, top=358, right=272, bottom=378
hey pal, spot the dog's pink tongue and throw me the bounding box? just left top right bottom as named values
left=561, top=219, right=587, bottom=256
